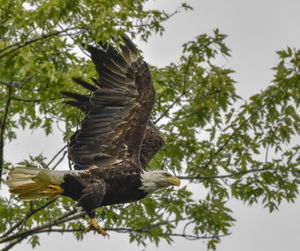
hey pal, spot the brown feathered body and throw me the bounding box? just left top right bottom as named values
left=61, top=166, right=146, bottom=215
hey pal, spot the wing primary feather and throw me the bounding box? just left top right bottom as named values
left=91, top=78, right=100, bottom=86
left=61, top=91, right=90, bottom=103
left=63, top=100, right=87, bottom=111
left=98, top=41, right=119, bottom=58
left=88, top=45, right=129, bottom=76
left=122, top=34, right=139, bottom=61
left=120, top=44, right=131, bottom=64
left=98, top=42, right=129, bottom=69
left=72, top=78, right=97, bottom=92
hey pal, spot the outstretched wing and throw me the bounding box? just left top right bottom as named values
left=63, top=35, right=155, bottom=170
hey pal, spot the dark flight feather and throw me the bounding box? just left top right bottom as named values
left=72, top=77, right=97, bottom=92
left=64, top=35, right=164, bottom=171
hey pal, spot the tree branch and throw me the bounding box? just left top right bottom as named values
left=4, top=225, right=228, bottom=248
left=1, top=199, right=57, bottom=239
left=91, top=226, right=229, bottom=240
left=0, top=27, right=81, bottom=59
left=1, top=235, right=28, bottom=251
left=178, top=167, right=273, bottom=181
left=128, top=7, right=181, bottom=29
left=34, top=226, right=229, bottom=241
left=0, top=85, right=12, bottom=185
left=0, top=209, right=84, bottom=244
left=0, top=206, right=229, bottom=246
left=11, top=97, right=62, bottom=103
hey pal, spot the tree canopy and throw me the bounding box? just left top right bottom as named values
left=0, top=0, right=299, bottom=250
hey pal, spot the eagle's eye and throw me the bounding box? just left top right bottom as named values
left=163, top=173, right=171, bottom=177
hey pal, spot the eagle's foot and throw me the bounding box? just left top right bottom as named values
left=41, top=184, right=64, bottom=201
left=85, top=218, right=107, bottom=236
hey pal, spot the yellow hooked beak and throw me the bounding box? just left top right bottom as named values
left=166, top=176, right=181, bottom=186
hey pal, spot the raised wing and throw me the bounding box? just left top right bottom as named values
left=63, top=35, right=155, bottom=170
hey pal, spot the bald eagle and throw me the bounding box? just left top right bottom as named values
left=7, top=35, right=180, bottom=235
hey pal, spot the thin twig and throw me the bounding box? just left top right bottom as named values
left=0, top=27, right=80, bottom=58
left=46, top=145, right=67, bottom=168
left=51, top=151, right=67, bottom=170
left=0, top=76, right=34, bottom=88
left=265, top=144, right=270, bottom=163
left=11, top=97, right=61, bottom=103
left=154, top=57, right=193, bottom=124
left=202, top=102, right=267, bottom=170
left=178, top=167, right=273, bottom=181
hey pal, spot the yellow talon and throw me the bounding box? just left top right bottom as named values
left=48, top=184, right=64, bottom=193
left=85, top=218, right=107, bottom=236
left=41, top=184, right=64, bottom=200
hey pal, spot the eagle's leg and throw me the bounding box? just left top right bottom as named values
left=41, top=184, right=64, bottom=201
left=85, top=217, right=106, bottom=236
left=77, top=180, right=107, bottom=236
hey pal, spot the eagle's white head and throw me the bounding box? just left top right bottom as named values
left=139, top=170, right=180, bottom=194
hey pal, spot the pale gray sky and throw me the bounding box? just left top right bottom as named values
left=3, top=0, right=300, bottom=250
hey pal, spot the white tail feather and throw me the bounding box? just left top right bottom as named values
left=7, top=168, right=71, bottom=200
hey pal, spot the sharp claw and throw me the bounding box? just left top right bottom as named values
left=84, top=225, right=92, bottom=233
left=40, top=184, right=64, bottom=200
left=85, top=218, right=107, bottom=236
left=48, top=185, right=64, bottom=194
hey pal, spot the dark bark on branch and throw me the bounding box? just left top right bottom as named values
left=0, top=85, right=12, bottom=186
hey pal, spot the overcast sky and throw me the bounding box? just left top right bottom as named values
left=3, top=0, right=300, bottom=250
